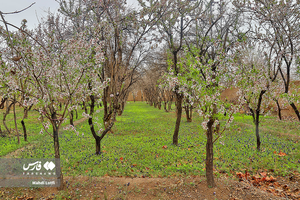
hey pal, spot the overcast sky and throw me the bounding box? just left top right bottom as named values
left=0, top=0, right=138, bottom=30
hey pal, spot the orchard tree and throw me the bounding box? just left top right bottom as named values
left=168, top=45, right=240, bottom=188
left=235, top=48, right=279, bottom=151
left=165, top=0, right=244, bottom=187
left=153, top=0, right=203, bottom=145
left=58, top=0, right=168, bottom=141
left=235, top=0, right=300, bottom=121
left=0, top=14, right=105, bottom=188
left=145, top=45, right=175, bottom=111
left=97, top=0, right=168, bottom=120
left=0, top=19, right=35, bottom=142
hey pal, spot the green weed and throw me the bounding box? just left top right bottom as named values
left=2, top=102, right=299, bottom=178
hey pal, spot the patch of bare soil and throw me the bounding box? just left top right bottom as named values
left=236, top=170, right=300, bottom=200
left=0, top=175, right=293, bottom=200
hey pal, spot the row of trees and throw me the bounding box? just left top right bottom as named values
left=138, top=0, right=300, bottom=187
left=0, top=0, right=299, bottom=188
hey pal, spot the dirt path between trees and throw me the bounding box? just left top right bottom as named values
left=1, top=175, right=291, bottom=200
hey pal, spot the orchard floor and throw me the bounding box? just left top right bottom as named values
left=1, top=173, right=300, bottom=199
left=1, top=102, right=300, bottom=200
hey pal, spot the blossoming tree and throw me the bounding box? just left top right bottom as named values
left=235, top=0, right=300, bottom=121
left=0, top=15, right=105, bottom=188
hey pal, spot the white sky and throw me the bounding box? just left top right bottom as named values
left=0, top=0, right=60, bottom=29
left=0, top=0, right=138, bottom=30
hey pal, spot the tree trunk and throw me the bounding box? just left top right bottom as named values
left=164, top=101, right=168, bottom=112
left=118, top=101, right=125, bottom=116
left=70, top=110, right=74, bottom=126
left=21, top=120, right=27, bottom=142
left=103, top=87, right=109, bottom=125
left=52, top=112, right=63, bottom=190
left=3, top=102, right=13, bottom=134
left=189, top=105, right=193, bottom=122
left=290, top=102, right=300, bottom=121
left=175, top=100, right=178, bottom=116
left=88, top=114, right=101, bottom=154
left=13, top=99, right=20, bottom=144
left=185, top=105, right=193, bottom=122
left=275, top=100, right=282, bottom=120
left=158, top=101, right=161, bottom=110
left=118, top=108, right=122, bottom=116
left=87, top=95, right=101, bottom=154
left=254, top=90, right=265, bottom=151
left=255, top=118, right=261, bottom=151
left=0, top=126, right=3, bottom=137
left=168, top=101, right=172, bottom=111
left=173, top=94, right=183, bottom=145
left=206, top=117, right=216, bottom=188
left=24, top=106, right=29, bottom=118
left=95, top=136, right=101, bottom=155
left=0, top=97, right=7, bottom=109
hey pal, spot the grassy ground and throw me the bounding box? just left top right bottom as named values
left=0, top=106, right=87, bottom=157
left=1, top=101, right=300, bottom=199
left=4, top=101, right=299, bottom=178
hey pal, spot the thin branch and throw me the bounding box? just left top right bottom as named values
left=0, top=3, right=36, bottom=15
left=0, top=19, right=48, bottom=52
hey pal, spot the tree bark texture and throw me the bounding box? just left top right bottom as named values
left=52, top=111, right=63, bottom=190
left=158, top=101, right=161, bottom=110
left=173, top=94, right=183, bottom=145
left=3, top=101, right=13, bottom=134
left=13, top=99, right=20, bottom=144
left=255, top=120, right=261, bottom=151
left=0, top=97, right=7, bottom=109
left=168, top=101, right=172, bottom=111
left=185, top=105, right=193, bottom=122
left=87, top=95, right=101, bottom=155
left=290, top=102, right=300, bottom=121
left=206, top=117, right=216, bottom=188
left=164, top=101, right=168, bottom=112
left=275, top=99, right=282, bottom=120
left=21, top=120, right=27, bottom=142
left=252, top=90, right=265, bottom=151
left=118, top=101, right=125, bottom=116
left=70, top=110, right=74, bottom=126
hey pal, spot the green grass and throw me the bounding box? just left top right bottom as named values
left=0, top=107, right=43, bottom=156
left=0, top=106, right=87, bottom=156
left=2, top=102, right=300, bottom=178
